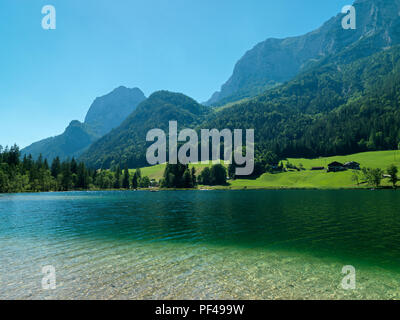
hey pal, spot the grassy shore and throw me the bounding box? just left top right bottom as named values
left=135, top=150, right=400, bottom=190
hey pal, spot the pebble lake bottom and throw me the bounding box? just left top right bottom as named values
left=0, top=190, right=399, bottom=300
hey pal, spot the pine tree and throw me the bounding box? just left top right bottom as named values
left=132, top=171, right=138, bottom=189
left=77, top=162, right=89, bottom=189
left=51, top=157, right=61, bottom=178
left=122, top=164, right=130, bottom=189
left=114, top=164, right=121, bottom=189
left=37, top=154, right=44, bottom=169
left=191, top=167, right=197, bottom=187
left=61, top=161, right=72, bottom=191
left=71, top=158, right=78, bottom=175
left=43, top=159, right=49, bottom=171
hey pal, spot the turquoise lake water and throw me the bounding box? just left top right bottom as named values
left=0, top=190, right=399, bottom=299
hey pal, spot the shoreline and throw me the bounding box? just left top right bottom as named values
left=0, top=185, right=397, bottom=195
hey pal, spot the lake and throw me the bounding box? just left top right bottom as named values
left=0, top=190, right=399, bottom=299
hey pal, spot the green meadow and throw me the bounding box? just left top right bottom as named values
left=129, top=162, right=217, bottom=181
left=231, top=150, right=400, bottom=189
left=134, top=150, right=400, bottom=189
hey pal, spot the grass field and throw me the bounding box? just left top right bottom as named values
left=129, top=162, right=222, bottom=181
left=132, top=150, right=400, bottom=189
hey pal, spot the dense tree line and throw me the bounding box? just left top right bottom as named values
left=197, top=164, right=227, bottom=186
left=227, top=150, right=283, bottom=180
left=160, top=162, right=228, bottom=188
left=0, top=144, right=230, bottom=193
left=0, top=145, right=152, bottom=193
left=161, top=163, right=196, bottom=188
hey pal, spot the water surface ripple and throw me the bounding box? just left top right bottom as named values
left=0, top=190, right=399, bottom=299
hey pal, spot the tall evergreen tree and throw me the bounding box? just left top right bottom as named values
left=122, top=165, right=130, bottom=189
left=114, top=164, right=121, bottom=189
left=61, top=161, right=72, bottom=191
left=70, top=158, right=78, bottom=175
left=191, top=167, right=197, bottom=187
left=51, top=157, right=61, bottom=178
left=77, top=162, right=89, bottom=189
left=132, top=171, right=139, bottom=189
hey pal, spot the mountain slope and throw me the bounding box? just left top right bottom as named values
left=201, top=45, right=400, bottom=158
left=21, top=87, right=146, bottom=162
left=80, top=91, right=210, bottom=169
left=21, top=121, right=100, bottom=162
left=207, top=0, right=400, bottom=106
left=84, top=86, right=146, bottom=136
left=80, top=47, right=400, bottom=169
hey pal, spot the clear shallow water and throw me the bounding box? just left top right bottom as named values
left=0, top=190, right=400, bottom=300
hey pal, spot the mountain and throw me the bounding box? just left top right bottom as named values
left=21, top=87, right=146, bottom=162
left=84, top=86, right=146, bottom=136
left=80, top=91, right=210, bottom=169
left=202, top=44, right=400, bottom=158
left=24, top=0, right=400, bottom=167
left=81, top=0, right=400, bottom=169
left=21, top=121, right=100, bottom=162
left=206, top=0, right=400, bottom=106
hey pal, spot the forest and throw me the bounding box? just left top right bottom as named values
left=0, top=144, right=149, bottom=193
left=202, top=46, right=400, bottom=160
left=0, top=145, right=231, bottom=193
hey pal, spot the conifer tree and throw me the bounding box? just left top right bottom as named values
left=191, top=167, right=197, bottom=187
left=114, top=164, right=121, bottom=189
left=122, top=164, right=130, bottom=189
left=132, top=171, right=138, bottom=189
left=51, top=157, right=61, bottom=178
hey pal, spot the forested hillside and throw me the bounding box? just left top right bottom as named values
left=77, top=46, right=400, bottom=169
left=202, top=45, right=400, bottom=159
left=80, top=91, right=210, bottom=169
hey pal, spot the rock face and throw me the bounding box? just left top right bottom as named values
left=206, top=0, right=400, bottom=106
left=84, top=86, right=146, bottom=136
left=21, top=87, right=146, bottom=162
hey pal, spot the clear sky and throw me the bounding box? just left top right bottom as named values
left=0, top=0, right=351, bottom=148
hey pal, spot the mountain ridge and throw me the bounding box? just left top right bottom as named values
left=206, top=0, right=400, bottom=106
left=79, top=91, right=210, bottom=169
left=21, top=86, right=146, bottom=162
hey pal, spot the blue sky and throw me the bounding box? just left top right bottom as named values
left=0, top=0, right=350, bottom=148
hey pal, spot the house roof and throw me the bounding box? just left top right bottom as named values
left=328, top=161, right=344, bottom=166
